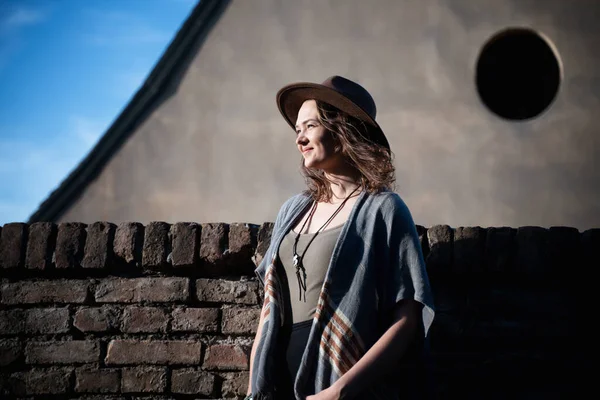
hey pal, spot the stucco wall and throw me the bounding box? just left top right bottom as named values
left=59, top=0, right=600, bottom=229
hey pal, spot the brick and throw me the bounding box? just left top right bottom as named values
left=196, top=279, right=258, bottom=305
left=516, top=226, right=549, bottom=276
left=428, top=311, right=462, bottom=342
left=453, top=227, right=486, bottom=274
left=229, top=224, right=256, bottom=255
left=548, top=227, right=580, bottom=278
left=171, top=222, right=200, bottom=268
left=222, top=307, right=260, bottom=334
left=95, top=277, right=189, bottom=303
left=142, top=222, right=171, bottom=270
left=25, top=341, right=99, bottom=364
left=220, top=371, right=250, bottom=398
left=199, top=223, right=228, bottom=265
left=55, top=222, right=87, bottom=269
left=25, top=222, right=56, bottom=270
left=74, top=306, right=121, bottom=332
left=426, top=225, right=453, bottom=273
left=228, top=223, right=258, bottom=273
left=105, top=340, right=202, bottom=365
left=253, top=222, right=274, bottom=267
left=0, top=309, right=23, bottom=334
left=258, top=283, right=265, bottom=305
left=0, top=338, right=21, bottom=366
left=1, top=280, right=89, bottom=304
left=0, top=372, right=25, bottom=395
left=428, top=279, right=467, bottom=318
left=171, top=368, right=215, bottom=395
left=171, top=307, right=219, bottom=333
left=24, top=308, right=70, bottom=334
left=121, top=366, right=167, bottom=393
left=415, top=225, right=429, bottom=259
left=478, top=288, right=569, bottom=319
left=485, top=227, right=516, bottom=272
left=13, top=367, right=72, bottom=394
left=113, top=222, right=144, bottom=266
left=122, top=307, right=168, bottom=333
left=415, top=225, right=427, bottom=236
left=582, top=228, right=600, bottom=269
left=75, top=366, right=120, bottom=393
left=204, top=344, right=249, bottom=370
left=83, top=222, right=116, bottom=269
left=0, top=222, right=28, bottom=269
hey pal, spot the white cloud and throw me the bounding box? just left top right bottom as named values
left=1, top=7, right=45, bottom=30
left=0, top=5, right=47, bottom=73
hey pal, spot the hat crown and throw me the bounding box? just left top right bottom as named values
left=321, top=76, right=377, bottom=120
left=275, top=75, right=390, bottom=150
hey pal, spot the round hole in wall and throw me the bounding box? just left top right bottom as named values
left=476, top=28, right=562, bottom=120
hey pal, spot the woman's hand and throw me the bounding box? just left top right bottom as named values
left=307, top=300, right=420, bottom=400
left=306, top=384, right=343, bottom=400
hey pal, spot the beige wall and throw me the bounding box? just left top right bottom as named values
left=59, top=0, right=600, bottom=230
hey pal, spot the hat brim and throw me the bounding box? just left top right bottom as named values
left=276, top=82, right=390, bottom=150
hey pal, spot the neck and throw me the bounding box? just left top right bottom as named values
left=323, top=170, right=361, bottom=202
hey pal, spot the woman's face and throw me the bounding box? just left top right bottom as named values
left=295, top=100, right=343, bottom=171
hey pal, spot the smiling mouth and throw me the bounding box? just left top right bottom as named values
left=302, top=148, right=313, bottom=154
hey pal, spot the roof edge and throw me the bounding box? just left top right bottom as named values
left=28, top=0, right=228, bottom=222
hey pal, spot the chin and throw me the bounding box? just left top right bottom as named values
left=303, top=159, right=321, bottom=170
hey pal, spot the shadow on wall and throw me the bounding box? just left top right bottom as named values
left=0, top=220, right=596, bottom=398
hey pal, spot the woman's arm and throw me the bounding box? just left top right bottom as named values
left=247, top=307, right=267, bottom=396
left=307, top=298, right=421, bottom=400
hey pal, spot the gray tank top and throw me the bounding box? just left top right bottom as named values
left=278, top=224, right=344, bottom=324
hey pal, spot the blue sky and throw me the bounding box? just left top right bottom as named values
left=0, top=0, right=197, bottom=225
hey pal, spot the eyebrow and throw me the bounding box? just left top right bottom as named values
left=295, top=118, right=319, bottom=129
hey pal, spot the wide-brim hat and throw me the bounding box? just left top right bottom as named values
left=276, top=75, right=390, bottom=150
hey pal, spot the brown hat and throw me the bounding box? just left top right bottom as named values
left=276, top=75, right=390, bottom=150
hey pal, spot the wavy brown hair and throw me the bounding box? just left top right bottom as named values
left=301, top=100, right=396, bottom=201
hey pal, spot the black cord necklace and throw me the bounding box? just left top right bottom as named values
left=292, top=185, right=360, bottom=302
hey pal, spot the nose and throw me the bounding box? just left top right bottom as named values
left=295, top=129, right=308, bottom=146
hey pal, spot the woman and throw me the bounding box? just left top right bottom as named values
left=246, top=76, right=435, bottom=400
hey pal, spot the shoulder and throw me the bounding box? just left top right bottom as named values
left=273, top=192, right=311, bottom=228
left=278, top=192, right=310, bottom=216
left=362, top=190, right=418, bottom=237
left=284, top=191, right=311, bottom=208
left=364, top=190, right=411, bottom=218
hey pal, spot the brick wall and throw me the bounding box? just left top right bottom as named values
left=0, top=221, right=596, bottom=399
